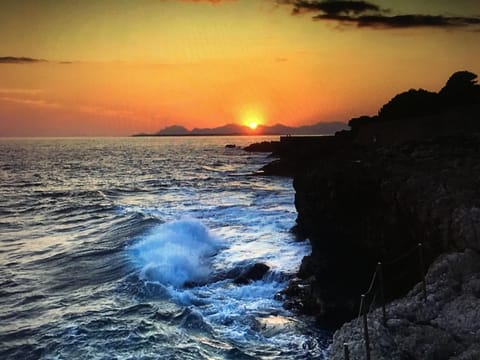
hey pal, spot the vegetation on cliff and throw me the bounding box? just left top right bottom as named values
left=250, top=70, right=480, bottom=358
left=348, top=70, right=480, bottom=143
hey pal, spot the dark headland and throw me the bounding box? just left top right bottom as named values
left=247, top=71, right=480, bottom=359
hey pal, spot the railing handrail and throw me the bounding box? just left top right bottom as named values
left=346, top=242, right=429, bottom=360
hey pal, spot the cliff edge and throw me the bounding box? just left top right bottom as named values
left=252, top=71, right=480, bottom=358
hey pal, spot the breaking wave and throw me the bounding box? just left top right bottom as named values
left=129, top=218, right=224, bottom=287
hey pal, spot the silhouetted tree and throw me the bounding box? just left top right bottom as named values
left=348, top=115, right=378, bottom=132
left=346, top=70, right=480, bottom=136
left=378, top=89, right=439, bottom=120
left=439, top=71, right=480, bottom=106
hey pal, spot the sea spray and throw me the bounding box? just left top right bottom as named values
left=1, top=137, right=326, bottom=359
left=129, top=218, right=224, bottom=287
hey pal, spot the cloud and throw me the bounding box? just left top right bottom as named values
left=0, top=56, right=75, bottom=64
left=289, top=0, right=380, bottom=15
left=0, top=96, right=61, bottom=109
left=0, top=88, right=44, bottom=95
left=278, top=0, right=480, bottom=29
left=313, top=13, right=480, bottom=29
left=0, top=56, right=47, bottom=64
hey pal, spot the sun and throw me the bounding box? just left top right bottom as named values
left=242, top=110, right=264, bottom=131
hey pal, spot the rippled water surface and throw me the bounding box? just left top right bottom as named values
left=0, top=137, right=328, bottom=359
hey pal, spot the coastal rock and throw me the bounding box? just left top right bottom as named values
left=233, top=263, right=270, bottom=285
left=243, top=141, right=280, bottom=153
left=259, top=159, right=295, bottom=176
left=255, top=135, right=359, bottom=177
left=245, top=71, right=480, bottom=355
left=329, top=250, right=480, bottom=360
left=288, top=134, right=480, bottom=328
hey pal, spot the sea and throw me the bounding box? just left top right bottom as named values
left=0, top=136, right=329, bottom=359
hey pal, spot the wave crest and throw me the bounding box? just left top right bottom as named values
left=129, top=218, right=223, bottom=287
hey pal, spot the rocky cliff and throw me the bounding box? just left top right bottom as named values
left=256, top=71, right=480, bottom=357
left=330, top=249, right=480, bottom=359
left=284, top=135, right=480, bottom=329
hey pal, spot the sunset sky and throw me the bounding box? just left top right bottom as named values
left=1, top=0, right=479, bottom=136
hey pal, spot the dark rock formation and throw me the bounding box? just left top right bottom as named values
left=233, top=263, right=270, bottom=285
left=287, top=134, right=480, bottom=329
left=255, top=135, right=358, bottom=177
left=352, top=71, right=480, bottom=146
left=329, top=250, right=480, bottom=359
left=259, top=159, right=295, bottom=176
left=211, top=262, right=270, bottom=284
left=243, top=141, right=280, bottom=153
left=251, top=71, right=480, bottom=337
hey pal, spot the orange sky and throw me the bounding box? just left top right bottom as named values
left=1, top=0, right=479, bottom=136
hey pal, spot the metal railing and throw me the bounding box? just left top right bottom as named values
left=343, top=242, right=428, bottom=359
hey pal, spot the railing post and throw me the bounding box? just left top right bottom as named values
left=362, top=294, right=371, bottom=360
left=377, top=261, right=387, bottom=325
left=418, top=243, right=427, bottom=302
left=343, top=343, right=350, bottom=360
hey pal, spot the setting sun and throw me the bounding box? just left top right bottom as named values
left=241, top=108, right=264, bottom=132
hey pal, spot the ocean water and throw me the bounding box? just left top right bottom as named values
left=0, top=136, right=328, bottom=359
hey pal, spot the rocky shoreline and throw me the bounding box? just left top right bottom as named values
left=246, top=71, right=480, bottom=358
left=330, top=249, right=480, bottom=359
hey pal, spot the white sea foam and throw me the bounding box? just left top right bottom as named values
left=2, top=137, right=326, bottom=359
left=129, top=218, right=224, bottom=287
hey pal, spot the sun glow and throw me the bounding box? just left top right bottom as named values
left=241, top=109, right=264, bottom=131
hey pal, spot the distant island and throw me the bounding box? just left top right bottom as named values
left=133, top=121, right=348, bottom=137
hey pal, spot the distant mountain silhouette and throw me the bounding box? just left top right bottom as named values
left=156, top=125, right=190, bottom=135
left=190, top=124, right=246, bottom=135
left=145, top=121, right=348, bottom=136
